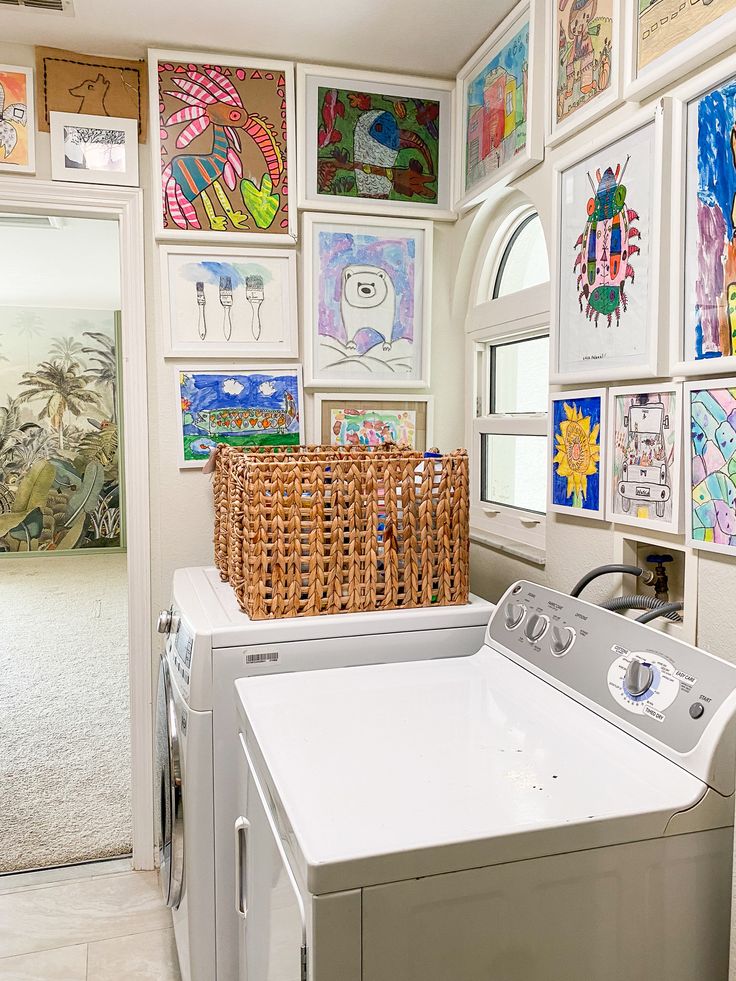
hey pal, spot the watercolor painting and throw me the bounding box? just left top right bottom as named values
left=177, top=368, right=303, bottom=467
left=637, top=0, right=736, bottom=74
left=684, top=75, right=736, bottom=364
left=687, top=381, right=736, bottom=553
left=0, top=65, right=33, bottom=173
left=0, top=307, right=123, bottom=553
left=153, top=52, right=292, bottom=239
left=331, top=408, right=416, bottom=447
left=550, top=390, right=605, bottom=517
left=555, top=0, right=613, bottom=126
left=464, top=18, right=529, bottom=194
left=304, top=214, right=431, bottom=387
left=610, top=386, right=680, bottom=530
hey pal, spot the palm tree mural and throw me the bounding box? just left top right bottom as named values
left=48, top=336, right=84, bottom=368
left=13, top=310, right=45, bottom=367
left=82, top=331, right=117, bottom=422
left=0, top=396, right=41, bottom=494
left=16, top=360, right=100, bottom=450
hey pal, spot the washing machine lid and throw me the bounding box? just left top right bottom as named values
left=174, top=566, right=493, bottom=647
left=236, top=650, right=711, bottom=896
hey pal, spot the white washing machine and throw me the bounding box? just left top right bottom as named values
left=154, top=566, right=493, bottom=981
left=234, top=579, right=736, bottom=981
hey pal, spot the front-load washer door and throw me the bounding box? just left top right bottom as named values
left=155, top=655, right=184, bottom=909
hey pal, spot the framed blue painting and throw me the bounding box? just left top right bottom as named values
left=548, top=388, right=607, bottom=520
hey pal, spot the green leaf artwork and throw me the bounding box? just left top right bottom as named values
left=241, top=174, right=280, bottom=229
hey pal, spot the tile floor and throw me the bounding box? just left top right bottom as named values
left=0, top=860, right=180, bottom=980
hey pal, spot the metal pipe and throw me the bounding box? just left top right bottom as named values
left=635, top=602, right=684, bottom=625
left=600, top=594, right=682, bottom=622
left=570, top=564, right=651, bottom=598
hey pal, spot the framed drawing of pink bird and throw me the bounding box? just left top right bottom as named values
left=149, top=50, right=296, bottom=243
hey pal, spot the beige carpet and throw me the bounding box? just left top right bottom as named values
left=0, top=553, right=131, bottom=872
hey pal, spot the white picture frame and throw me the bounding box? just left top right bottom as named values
left=669, top=55, right=736, bottom=377
left=623, top=0, right=736, bottom=103
left=49, top=112, right=138, bottom=186
left=297, top=63, right=454, bottom=221
left=607, top=383, right=683, bottom=535
left=302, top=211, right=432, bottom=390
left=546, top=0, right=623, bottom=148
left=454, top=0, right=545, bottom=212
left=148, top=48, right=296, bottom=244
left=684, top=377, right=736, bottom=556
left=175, top=364, right=305, bottom=470
left=159, top=244, right=298, bottom=359
left=548, top=387, right=607, bottom=521
left=310, top=393, right=434, bottom=450
left=0, top=64, right=35, bottom=175
left=550, top=103, right=664, bottom=384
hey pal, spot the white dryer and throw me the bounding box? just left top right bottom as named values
left=235, top=580, right=736, bottom=981
left=154, top=566, right=493, bottom=981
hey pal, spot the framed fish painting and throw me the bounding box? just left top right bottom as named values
left=159, top=245, right=298, bottom=358
left=176, top=366, right=304, bottom=469
left=0, top=64, right=35, bottom=174
left=297, top=64, right=454, bottom=220
left=302, top=212, right=432, bottom=389
left=454, top=0, right=545, bottom=211
left=311, top=393, right=433, bottom=450
left=551, top=103, right=664, bottom=383
left=549, top=388, right=607, bottom=520
left=148, top=49, right=296, bottom=243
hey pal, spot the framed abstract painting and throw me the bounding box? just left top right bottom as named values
left=549, top=388, right=606, bottom=520
left=160, top=245, right=298, bottom=358
left=302, top=212, right=432, bottom=389
left=455, top=0, right=545, bottom=211
left=312, top=393, right=433, bottom=450
left=547, top=0, right=622, bottom=146
left=551, top=104, right=663, bottom=383
left=297, top=64, right=454, bottom=220
left=0, top=64, right=35, bottom=174
left=685, top=379, right=736, bottom=555
left=148, top=49, right=295, bottom=243
left=176, top=366, right=304, bottom=469
left=608, top=384, right=682, bottom=534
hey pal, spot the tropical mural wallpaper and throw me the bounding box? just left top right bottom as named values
left=0, top=307, right=123, bottom=554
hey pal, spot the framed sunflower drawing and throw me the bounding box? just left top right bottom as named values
left=549, top=388, right=607, bottom=520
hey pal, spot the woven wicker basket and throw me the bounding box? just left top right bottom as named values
left=212, top=443, right=469, bottom=619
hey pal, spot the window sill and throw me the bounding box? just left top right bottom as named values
left=470, top=526, right=547, bottom=567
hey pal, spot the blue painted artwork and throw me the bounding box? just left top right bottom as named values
left=551, top=394, right=602, bottom=511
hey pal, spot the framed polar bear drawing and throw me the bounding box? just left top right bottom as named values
left=302, top=212, right=432, bottom=388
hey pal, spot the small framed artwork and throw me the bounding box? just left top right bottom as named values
left=297, top=64, right=454, bottom=220
left=547, top=0, right=622, bottom=147
left=149, top=49, right=295, bottom=243
left=176, top=366, right=304, bottom=469
left=669, top=56, right=736, bottom=376
left=312, top=394, right=433, bottom=450
left=160, top=245, right=298, bottom=359
left=608, top=384, right=682, bottom=534
left=49, top=111, right=138, bottom=186
left=302, top=212, right=432, bottom=389
left=455, top=0, right=545, bottom=211
left=623, top=0, right=736, bottom=102
left=684, top=378, right=736, bottom=555
left=550, top=103, right=663, bottom=383
left=549, top=388, right=607, bottom=520
left=0, top=64, right=35, bottom=174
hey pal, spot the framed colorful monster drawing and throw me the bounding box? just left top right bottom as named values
left=684, top=378, right=736, bottom=555
left=547, top=0, right=622, bottom=147
left=549, top=388, right=607, bottom=520
left=551, top=104, right=663, bottom=383
left=455, top=0, right=545, bottom=211
left=0, top=65, right=35, bottom=174
left=607, top=383, right=682, bottom=534
left=159, top=244, right=298, bottom=359
left=148, top=50, right=295, bottom=243
left=311, top=393, right=433, bottom=450
left=302, top=212, right=432, bottom=389
left=297, top=64, right=454, bottom=220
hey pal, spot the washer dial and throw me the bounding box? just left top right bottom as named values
left=608, top=650, right=680, bottom=718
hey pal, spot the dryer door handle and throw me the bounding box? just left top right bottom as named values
left=235, top=816, right=250, bottom=920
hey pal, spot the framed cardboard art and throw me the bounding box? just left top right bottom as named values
left=0, top=65, right=35, bottom=174
left=312, top=393, right=433, bottom=450
left=549, top=388, right=607, bottom=520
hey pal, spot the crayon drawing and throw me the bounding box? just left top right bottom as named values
left=555, top=0, right=613, bottom=126
left=688, top=382, right=736, bottom=552
left=637, top=0, right=736, bottom=73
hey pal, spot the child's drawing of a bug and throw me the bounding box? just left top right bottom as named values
left=573, top=155, right=640, bottom=328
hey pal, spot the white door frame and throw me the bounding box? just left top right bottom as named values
left=0, top=178, right=153, bottom=870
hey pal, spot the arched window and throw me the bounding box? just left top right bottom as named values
left=491, top=212, right=549, bottom=299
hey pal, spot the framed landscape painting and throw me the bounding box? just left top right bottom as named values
left=549, top=388, right=606, bottom=520
left=551, top=105, right=663, bottom=382
left=312, top=394, right=433, bottom=450
left=302, top=212, right=432, bottom=389
left=160, top=245, right=298, bottom=358
left=149, top=49, right=296, bottom=243
left=0, top=64, right=34, bottom=174
left=608, top=384, right=681, bottom=534
left=176, top=366, right=304, bottom=468
left=297, top=64, right=454, bottom=219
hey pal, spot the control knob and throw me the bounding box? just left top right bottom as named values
left=504, top=602, right=526, bottom=630
left=550, top=625, right=575, bottom=656
left=157, top=608, right=174, bottom=635
left=624, top=658, right=654, bottom=698
left=525, top=613, right=549, bottom=643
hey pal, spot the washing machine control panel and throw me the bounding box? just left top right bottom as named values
left=488, top=581, right=736, bottom=759
left=167, top=610, right=193, bottom=695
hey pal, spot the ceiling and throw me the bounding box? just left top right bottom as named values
left=0, top=0, right=516, bottom=77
